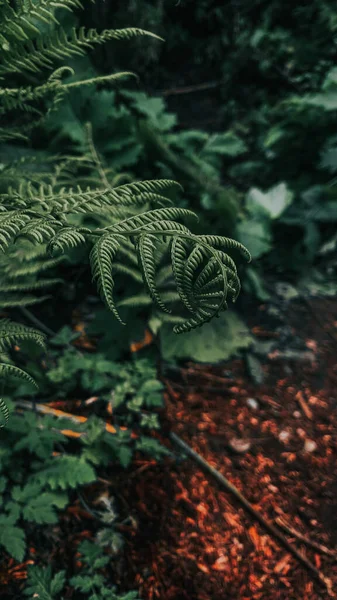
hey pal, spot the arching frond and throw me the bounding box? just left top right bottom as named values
left=0, top=27, right=163, bottom=76
left=90, top=233, right=125, bottom=324
left=0, top=319, right=46, bottom=352
left=137, top=234, right=170, bottom=313
left=0, top=397, right=9, bottom=427
left=0, top=363, right=38, bottom=387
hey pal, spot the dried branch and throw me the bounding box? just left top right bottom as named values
left=275, top=517, right=337, bottom=558
left=169, top=431, right=334, bottom=595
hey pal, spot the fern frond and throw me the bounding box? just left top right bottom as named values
left=47, top=227, right=89, bottom=255
left=111, top=263, right=143, bottom=283
left=0, top=397, right=9, bottom=427
left=137, top=234, right=170, bottom=313
left=171, top=237, right=194, bottom=312
left=18, top=217, right=63, bottom=244
left=0, top=363, right=38, bottom=387
left=196, top=235, right=251, bottom=262
left=4, top=257, right=64, bottom=277
left=0, top=0, right=82, bottom=47
left=105, top=207, right=197, bottom=234
left=4, top=179, right=178, bottom=214
left=90, top=233, right=125, bottom=324
left=0, top=27, right=163, bottom=76
left=0, top=278, right=62, bottom=292
left=0, top=319, right=46, bottom=352
left=0, top=211, right=31, bottom=251
left=183, top=245, right=212, bottom=311
left=118, top=291, right=180, bottom=307
left=0, top=294, right=51, bottom=308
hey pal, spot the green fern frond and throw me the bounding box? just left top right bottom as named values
left=0, top=278, right=62, bottom=292
left=90, top=233, right=125, bottom=324
left=18, top=217, right=64, bottom=244
left=0, top=397, right=9, bottom=427
left=0, top=128, right=27, bottom=142
left=47, top=227, right=89, bottom=255
left=0, top=27, right=163, bottom=76
left=196, top=234, right=251, bottom=262
left=0, top=0, right=251, bottom=425
left=117, top=291, right=180, bottom=308
left=4, top=179, right=178, bottom=213
left=0, top=0, right=82, bottom=47
left=0, top=211, right=31, bottom=251
left=0, top=294, right=51, bottom=308
left=4, top=257, right=64, bottom=277
left=111, top=263, right=143, bottom=283
left=171, top=238, right=194, bottom=311
left=0, top=363, right=38, bottom=387
left=0, top=319, right=46, bottom=352
left=137, top=234, right=170, bottom=313
left=104, top=207, right=197, bottom=234
left=0, top=318, right=47, bottom=423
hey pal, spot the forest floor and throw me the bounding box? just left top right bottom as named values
left=3, top=295, right=337, bottom=599
left=111, top=295, right=337, bottom=600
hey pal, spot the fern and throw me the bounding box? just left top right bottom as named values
left=0, top=519, right=26, bottom=561
left=0, top=320, right=46, bottom=425
left=24, top=565, right=66, bottom=600
left=0, top=27, right=163, bottom=76
left=33, top=455, right=96, bottom=489
left=0, top=319, right=46, bottom=351
left=0, top=0, right=250, bottom=426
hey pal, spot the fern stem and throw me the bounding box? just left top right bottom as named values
left=63, top=72, right=136, bottom=89
left=19, top=307, right=55, bottom=336
left=85, top=122, right=111, bottom=189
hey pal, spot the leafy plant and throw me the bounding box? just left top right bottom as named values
left=24, top=554, right=140, bottom=599
left=82, top=0, right=337, bottom=299
left=0, top=371, right=169, bottom=564
left=0, top=0, right=249, bottom=420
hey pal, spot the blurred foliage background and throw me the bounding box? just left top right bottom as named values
left=23, top=0, right=336, bottom=361
left=47, top=0, right=337, bottom=302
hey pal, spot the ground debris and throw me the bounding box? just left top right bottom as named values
left=113, top=297, right=337, bottom=599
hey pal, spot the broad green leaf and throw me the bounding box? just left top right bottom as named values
left=202, top=131, right=247, bottom=157
left=161, top=311, right=252, bottom=363
left=246, top=183, right=293, bottom=220
left=236, top=218, right=272, bottom=258
left=23, top=492, right=68, bottom=524
left=136, top=437, right=171, bottom=459
left=0, top=524, right=25, bottom=561
left=304, top=91, right=337, bottom=110
left=117, top=445, right=133, bottom=468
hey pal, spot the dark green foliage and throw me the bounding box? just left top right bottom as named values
left=0, top=0, right=248, bottom=423
left=77, top=0, right=337, bottom=298
left=0, top=343, right=171, bottom=570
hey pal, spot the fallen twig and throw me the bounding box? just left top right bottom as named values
left=161, top=80, right=219, bottom=96
left=296, top=391, right=313, bottom=421
left=275, top=517, right=337, bottom=558
left=14, top=399, right=117, bottom=435
left=169, top=431, right=333, bottom=594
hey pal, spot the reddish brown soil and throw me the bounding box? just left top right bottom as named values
left=113, top=297, right=337, bottom=599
